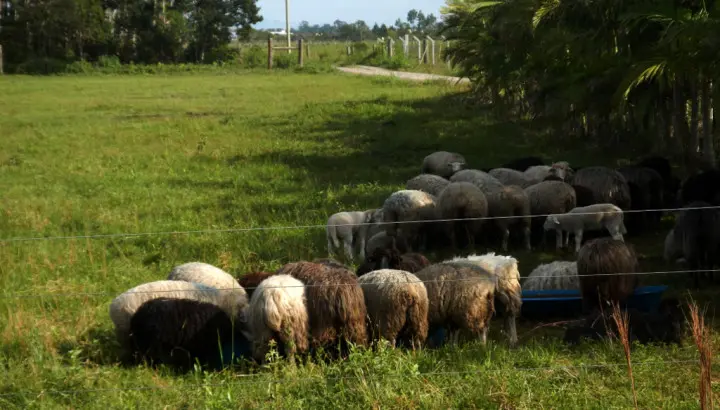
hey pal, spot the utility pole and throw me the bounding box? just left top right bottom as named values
left=285, top=0, right=291, bottom=54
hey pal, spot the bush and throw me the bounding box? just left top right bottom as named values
left=14, top=58, right=68, bottom=74
left=65, top=60, right=95, bottom=74
left=241, top=45, right=267, bottom=68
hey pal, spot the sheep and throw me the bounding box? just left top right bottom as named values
left=488, top=168, right=534, bottom=188
left=543, top=203, right=627, bottom=253
left=663, top=228, right=683, bottom=265
left=524, top=162, right=573, bottom=184
left=167, top=261, right=248, bottom=319
left=381, top=190, right=437, bottom=252
left=635, top=156, right=680, bottom=207
left=484, top=185, right=532, bottom=251
left=109, top=280, right=244, bottom=351
left=576, top=238, right=640, bottom=314
left=275, top=261, right=368, bottom=352
left=679, top=168, right=720, bottom=206
left=326, top=209, right=382, bottom=262
left=421, top=151, right=467, bottom=178
left=248, top=274, right=309, bottom=363
left=666, top=201, right=720, bottom=287
left=312, top=258, right=352, bottom=270
left=445, top=253, right=522, bottom=346
left=524, top=180, right=577, bottom=247
left=128, top=298, right=252, bottom=371
left=406, top=174, right=451, bottom=197
left=356, top=269, right=429, bottom=349
left=435, top=182, right=489, bottom=250
left=568, top=166, right=632, bottom=210
left=356, top=246, right=431, bottom=276
left=414, top=262, right=497, bottom=346
left=237, top=271, right=275, bottom=299
left=616, top=166, right=665, bottom=232
left=365, top=231, right=411, bottom=257
left=501, top=156, right=546, bottom=172
left=449, top=169, right=505, bottom=192
left=523, top=261, right=579, bottom=291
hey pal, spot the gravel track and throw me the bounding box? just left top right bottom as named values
left=336, top=65, right=470, bottom=85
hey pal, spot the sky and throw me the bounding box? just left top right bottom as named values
left=254, top=0, right=447, bottom=29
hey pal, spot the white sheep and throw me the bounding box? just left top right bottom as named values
left=543, top=203, right=627, bottom=253
left=247, top=274, right=309, bottom=362
left=421, top=151, right=467, bottom=178
left=382, top=190, right=437, bottom=251
left=109, top=280, right=242, bottom=350
left=406, top=174, right=451, bottom=196
left=523, top=261, right=579, bottom=291
left=167, top=261, right=248, bottom=319
left=488, top=168, right=535, bottom=188
left=326, top=209, right=381, bottom=262
left=446, top=253, right=522, bottom=346
left=449, top=169, right=505, bottom=192
left=524, top=161, right=573, bottom=183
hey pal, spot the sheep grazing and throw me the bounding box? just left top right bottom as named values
left=435, top=181, right=489, bottom=250
left=237, top=271, right=275, bottom=299
left=488, top=168, right=534, bottom=188
left=167, top=261, right=248, bottom=319
left=357, top=269, right=429, bottom=349
left=568, top=166, right=632, bottom=211
left=679, top=168, right=720, bottom=206
left=501, top=156, right=546, bottom=172
left=356, top=246, right=431, bottom=276
left=524, top=162, right=573, bottom=184
left=415, top=262, right=497, bottom=346
left=576, top=238, right=639, bottom=314
left=484, top=185, right=532, bottom=251
left=523, top=261, right=579, bottom=291
left=326, top=209, right=382, bottom=262
left=128, top=298, right=251, bottom=371
left=365, top=231, right=411, bottom=257
left=421, top=151, right=467, bottom=178
left=275, top=261, right=368, bottom=352
left=616, top=166, right=665, bottom=232
left=312, top=258, right=352, bottom=270
left=109, top=280, right=243, bottom=352
left=543, top=203, right=627, bottom=253
left=406, top=174, right=451, bottom=197
left=665, top=201, right=720, bottom=287
left=248, top=274, right=309, bottom=363
left=381, top=190, right=437, bottom=252
left=524, top=180, right=577, bottom=247
left=450, top=169, right=505, bottom=192
left=445, top=253, right=522, bottom=346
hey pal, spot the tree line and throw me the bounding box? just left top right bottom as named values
left=441, top=0, right=719, bottom=171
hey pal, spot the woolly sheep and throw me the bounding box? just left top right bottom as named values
left=415, top=262, right=497, bottom=346
left=524, top=180, right=577, bottom=247
left=617, top=166, right=665, bottom=232
left=357, top=269, right=429, bottom=349
left=501, top=156, right=545, bottom=172
left=382, top=190, right=437, bottom=251
left=435, top=182, right=489, bottom=249
left=356, top=246, right=431, bottom=276
left=237, top=271, right=275, bottom=299
left=635, top=156, right=680, bottom=207
left=421, top=151, right=467, bottom=178
left=523, top=261, right=579, bottom=291
left=484, top=185, right=532, bottom=251
left=365, top=231, right=411, bottom=257
left=450, top=169, right=505, bottom=192
left=576, top=238, right=639, bottom=314
left=167, top=262, right=248, bottom=319
left=543, top=203, right=627, bottom=253
left=445, top=253, right=522, bottom=346
left=248, top=274, right=309, bottom=362
left=128, top=298, right=251, bottom=371
left=276, top=261, right=368, bottom=352
left=568, top=166, right=631, bottom=210
left=406, top=174, right=451, bottom=197
left=488, top=168, right=534, bottom=188
left=666, top=201, right=720, bottom=287
left=524, top=162, right=573, bottom=184
left=109, top=280, right=243, bottom=351
left=679, top=169, right=720, bottom=206
left=326, top=209, right=382, bottom=262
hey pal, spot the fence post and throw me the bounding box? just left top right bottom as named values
left=387, top=38, right=394, bottom=58
left=267, top=36, right=273, bottom=70
left=298, top=38, right=304, bottom=67
left=412, top=36, right=422, bottom=63
left=0, top=44, right=3, bottom=75
left=306, top=42, right=310, bottom=58
left=426, top=36, right=435, bottom=65
left=422, top=38, right=428, bottom=64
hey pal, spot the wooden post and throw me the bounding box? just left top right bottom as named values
left=0, top=44, right=3, bottom=75
left=305, top=42, right=310, bottom=58
left=267, top=37, right=273, bottom=70
left=422, top=38, right=428, bottom=64
left=298, top=38, right=304, bottom=67
left=387, top=38, right=394, bottom=58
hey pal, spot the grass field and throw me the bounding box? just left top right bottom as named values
left=0, top=70, right=717, bottom=408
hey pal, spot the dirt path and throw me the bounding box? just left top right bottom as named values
left=336, top=65, right=470, bottom=85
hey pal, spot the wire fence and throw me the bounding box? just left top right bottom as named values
left=1, top=204, right=716, bottom=244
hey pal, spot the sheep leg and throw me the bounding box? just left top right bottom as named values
left=357, top=236, right=366, bottom=261
left=481, top=327, right=488, bottom=346
left=505, top=314, right=518, bottom=347
left=501, top=228, right=510, bottom=252
left=523, top=226, right=531, bottom=251
left=327, top=239, right=334, bottom=257
left=555, top=229, right=563, bottom=250
left=574, top=230, right=583, bottom=253
left=564, top=231, right=570, bottom=247
left=343, top=241, right=354, bottom=263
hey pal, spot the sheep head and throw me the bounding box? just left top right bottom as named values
left=543, top=215, right=561, bottom=231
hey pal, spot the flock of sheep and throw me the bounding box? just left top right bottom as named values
left=107, top=151, right=719, bottom=372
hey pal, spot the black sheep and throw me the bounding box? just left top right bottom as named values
left=667, top=201, right=720, bottom=287
left=635, top=155, right=680, bottom=207
left=356, top=246, right=431, bottom=276
left=679, top=168, right=720, bottom=206
left=577, top=238, right=639, bottom=314
left=617, top=166, right=665, bottom=233
left=129, top=298, right=251, bottom=371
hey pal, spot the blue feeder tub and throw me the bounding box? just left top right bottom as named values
left=520, top=285, right=669, bottom=320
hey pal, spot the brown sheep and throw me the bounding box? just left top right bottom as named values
left=577, top=237, right=639, bottom=314
left=355, top=247, right=431, bottom=277
left=237, top=271, right=275, bottom=299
